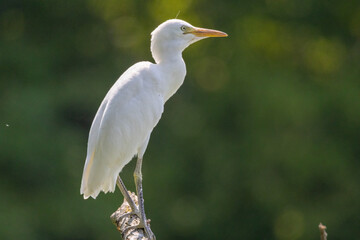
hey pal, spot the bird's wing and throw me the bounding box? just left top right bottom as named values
left=81, top=62, right=164, bottom=199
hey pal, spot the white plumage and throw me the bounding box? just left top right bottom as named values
left=81, top=62, right=165, bottom=198
left=80, top=19, right=227, bottom=199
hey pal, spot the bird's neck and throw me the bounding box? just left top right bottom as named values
left=151, top=47, right=183, bottom=64
left=156, top=57, right=186, bottom=102
left=150, top=38, right=188, bottom=101
left=151, top=36, right=187, bottom=64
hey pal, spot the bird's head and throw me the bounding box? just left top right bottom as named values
left=151, top=19, right=227, bottom=63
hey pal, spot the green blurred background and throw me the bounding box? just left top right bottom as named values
left=1, top=0, right=360, bottom=239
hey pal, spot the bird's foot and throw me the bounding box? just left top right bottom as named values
left=117, top=210, right=140, bottom=220
left=117, top=207, right=155, bottom=240
left=143, top=220, right=156, bottom=240
left=122, top=217, right=155, bottom=240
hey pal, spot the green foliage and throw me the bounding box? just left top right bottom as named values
left=1, top=0, right=360, bottom=239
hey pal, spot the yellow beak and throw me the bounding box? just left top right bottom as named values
left=188, top=27, right=228, bottom=37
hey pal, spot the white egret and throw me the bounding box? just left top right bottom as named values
left=80, top=19, right=227, bottom=239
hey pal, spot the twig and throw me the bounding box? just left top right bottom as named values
left=110, top=192, right=152, bottom=240
left=319, top=223, right=328, bottom=240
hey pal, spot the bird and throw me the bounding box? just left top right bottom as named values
left=80, top=19, right=227, bottom=239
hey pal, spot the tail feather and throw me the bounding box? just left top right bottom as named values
left=80, top=150, right=119, bottom=199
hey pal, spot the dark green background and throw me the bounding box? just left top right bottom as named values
left=1, top=0, right=359, bottom=239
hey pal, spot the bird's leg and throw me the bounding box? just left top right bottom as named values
left=133, top=157, right=156, bottom=240
left=116, top=176, right=140, bottom=216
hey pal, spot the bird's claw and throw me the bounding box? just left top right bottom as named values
left=122, top=218, right=156, bottom=240
left=117, top=210, right=141, bottom=221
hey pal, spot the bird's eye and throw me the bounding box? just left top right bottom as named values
left=180, top=25, right=187, bottom=32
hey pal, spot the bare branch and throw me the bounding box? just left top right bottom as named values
left=319, top=223, right=328, bottom=240
left=110, top=192, right=153, bottom=240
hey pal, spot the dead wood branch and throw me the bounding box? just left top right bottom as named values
left=110, top=192, right=153, bottom=240
left=319, top=223, right=328, bottom=240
